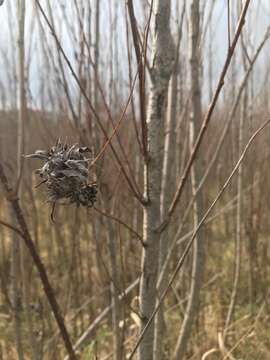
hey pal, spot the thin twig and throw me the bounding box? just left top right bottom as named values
left=64, top=278, right=140, bottom=359
left=0, top=219, right=25, bottom=239
left=35, top=0, right=145, bottom=204
left=227, top=0, right=231, bottom=49
left=128, top=119, right=270, bottom=359
left=93, top=206, right=144, bottom=246
left=126, top=0, right=150, bottom=160
left=0, top=163, right=77, bottom=360
left=72, top=0, right=142, bottom=193
left=159, top=0, right=252, bottom=233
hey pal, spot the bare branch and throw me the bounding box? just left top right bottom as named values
left=159, top=0, right=252, bottom=233
left=128, top=118, right=270, bottom=359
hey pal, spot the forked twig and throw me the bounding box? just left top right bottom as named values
left=93, top=206, right=145, bottom=246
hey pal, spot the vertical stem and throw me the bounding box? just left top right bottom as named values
left=224, top=54, right=246, bottom=341
left=224, top=94, right=245, bottom=340
left=16, top=0, right=26, bottom=186
left=154, top=4, right=186, bottom=358
left=224, top=2, right=249, bottom=337
left=94, top=0, right=100, bottom=111
left=18, top=0, right=40, bottom=355
left=10, top=213, right=24, bottom=360
left=106, top=213, right=122, bottom=360
left=173, top=0, right=205, bottom=357
left=10, top=1, right=27, bottom=359
left=17, top=1, right=39, bottom=357
left=139, top=1, right=174, bottom=359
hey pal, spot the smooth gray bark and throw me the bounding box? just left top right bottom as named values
left=154, top=4, right=185, bottom=358
left=153, top=72, right=177, bottom=360
left=139, top=1, right=174, bottom=360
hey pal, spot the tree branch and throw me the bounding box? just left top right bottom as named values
left=159, top=0, right=252, bottom=233
left=0, top=162, right=77, bottom=360
left=128, top=118, right=270, bottom=359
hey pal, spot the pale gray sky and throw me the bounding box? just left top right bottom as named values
left=0, top=1, right=269, bottom=109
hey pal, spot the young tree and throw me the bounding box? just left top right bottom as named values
left=139, top=1, right=174, bottom=359
left=16, top=0, right=39, bottom=358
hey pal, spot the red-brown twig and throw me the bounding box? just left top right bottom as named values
left=93, top=206, right=144, bottom=246
left=0, top=162, right=77, bottom=360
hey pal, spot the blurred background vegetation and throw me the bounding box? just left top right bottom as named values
left=0, top=1, right=270, bottom=359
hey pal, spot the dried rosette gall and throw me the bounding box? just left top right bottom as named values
left=25, top=139, right=98, bottom=220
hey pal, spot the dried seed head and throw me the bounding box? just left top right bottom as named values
left=26, top=141, right=97, bottom=208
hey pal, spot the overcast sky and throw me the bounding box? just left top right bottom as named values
left=0, top=1, right=269, bottom=109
